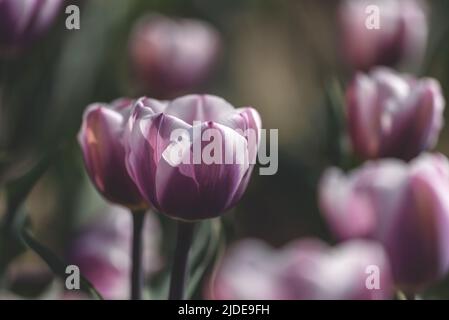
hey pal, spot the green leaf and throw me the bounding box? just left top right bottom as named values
left=4, top=154, right=51, bottom=226
left=0, top=156, right=51, bottom=277
left=186, top=219, right=224, bottom=299
left=19, top=227, right=103, bottom=300
left=147, top=219, right=224, bottom=300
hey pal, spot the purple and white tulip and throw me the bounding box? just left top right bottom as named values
left=125, top=94, right=261, bottom=221
left=338, top=0, right=428, bottom=71
left=128, top=15, right=221, bottom=98
left=319, top=153, right=449, bottom=291
left=78, top=99, right=149, bottom=210
left=0, top=0, right=63, bottom=56
left=346, top=67, right=444, bottom=160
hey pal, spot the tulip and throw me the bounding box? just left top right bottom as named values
left=67, top=205, right=162, bottom=300
left=78, top=98, right=157, bottom=300
left=338, top=0, right=428, bottom=71
left=128, top=15, right=221, bottom=98
left=125, top=94, right=261, bottom=221
left=78, top=98, right=149, bottom=210
left=319, top=153, right=449, bottom=291
left=346, top=67, right=444, bottom=161
left=209, top=238, right=392, bottom=300
left=0, top=0, right=63, bottom=56
left=125, top=94, right=260, bottom=300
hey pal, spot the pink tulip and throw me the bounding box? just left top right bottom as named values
left=125, top=94, right=261, bottom=220
left=346, top=67, right=444, bottom=160
left=129, top=14, right=221, bottom=98
left=319, top=153, right=449, bottom=291
left=78, top=98, right=150, bottom=210
left=209, top=238, right=392, bottom=300
left=339, top=0, right=428, bottom=71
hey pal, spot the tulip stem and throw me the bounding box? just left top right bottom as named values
left=131, top=210, right=146, bottom=300
left=168, top=221, right=196, bottom=300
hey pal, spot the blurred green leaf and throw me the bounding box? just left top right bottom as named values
left=0, top=155, right=51, bottom=278
left=324, top=78, right=345, bottom=167
left=19, top=226, right=103, bottom=300
left=0, top=224, right=26, bottom=279
left=4, top=155, right=51, bottom=226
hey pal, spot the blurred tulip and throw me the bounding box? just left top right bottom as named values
left=67, top=205, right=162, bottom=300
left=319, top=153, right=449, bottom=291
left=338, top=0, right=428, bottom=71
left=346, top=67, right=444, bottom=160
left=125, top=94, right=261, bottom=221
left=78, top=99, right=149, bottom=210
left=0, top=0, right=63, bottom=56
left=128, top=14, right=221, bottom=98
left=210, top=238, right=392, bottom=300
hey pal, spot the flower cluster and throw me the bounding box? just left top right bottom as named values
left=3, top=0, right=447, bottom=302
left=78, top=94, right=261, bottom=221
left=209, top=0, right=447, bottom=300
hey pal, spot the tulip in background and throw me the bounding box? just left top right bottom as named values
left=67, top=205, right=161, bottom=300
left=338, top=0, right=428, bottom=71
left=0, top=0, right=63, bottom=57
left=125, top=94, right=261, bottom=299
left=346, top=67, right=445, bottom=161
left=128, top=15, right=221, bottom=98
left=210, top=238, right=392, bottom=300
left=319, top=153, right=449, bottom=293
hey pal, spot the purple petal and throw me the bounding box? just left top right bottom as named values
left=78, top=104, right=146, bottom=208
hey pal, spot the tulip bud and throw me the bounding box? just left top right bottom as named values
left=78, top=99, right=148, bottom=210
left=346, top=67, right=445, bottom=160
left=209, top=238, right=393, bottom=300
left=128, top=15, right=221, bottom=98
left=338, top=0, right=428, bottom=71
left=319, top=153, right=449, bottom=291
left=0, top=0, right=63, bottom=57
left=125, top=94, right=261, bottom=221
left=67, top=205, right=162, bottom=299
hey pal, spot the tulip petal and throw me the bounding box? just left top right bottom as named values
left=154, top=122, right=249, bottom=220
left=385, top=154, right=449, bottom=289
left=165, top=94, right=235, bottom=124
left=347, top=73, right=382, bottom=158
left=78, top=104, right=145, bottom=208
left=126, top=112, right=193, bottom=213
left=319, top=168, right=377, bottom=240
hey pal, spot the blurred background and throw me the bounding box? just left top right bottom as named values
left=1, top=0, right=449, bottom=299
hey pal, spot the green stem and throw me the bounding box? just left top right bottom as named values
left=168, top=221, right=195, bottom=300
left=131, top=210, right=146, bottom=300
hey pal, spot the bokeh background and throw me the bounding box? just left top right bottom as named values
left=1, top=0, right=449, bottom=299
